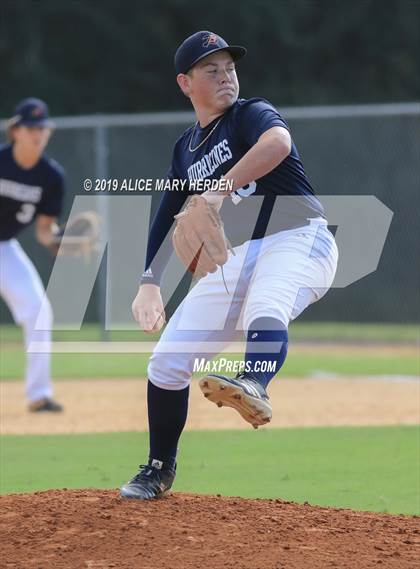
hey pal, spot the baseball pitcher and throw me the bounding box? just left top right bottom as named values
left=121, top=31, right=338, bottom=499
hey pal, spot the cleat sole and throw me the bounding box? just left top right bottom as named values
left=120, top=486, right=172, bottom=501
left=199, top=375, right=272, bottom=427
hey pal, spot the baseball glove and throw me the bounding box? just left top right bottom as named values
left=172, top=195, right=232, bottom=279
left=49, top=211, right=100, bottom=258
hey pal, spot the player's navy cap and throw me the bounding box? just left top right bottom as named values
left=175, top=31, right=246, bottom=75
left=9, top=98, right=54, bottom=128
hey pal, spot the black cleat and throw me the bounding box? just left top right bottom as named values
left=199, top=372, right=272, bottom=429
left=28, top=397, right=63, bottom=413
left=120, top=460, right=176, bottom=500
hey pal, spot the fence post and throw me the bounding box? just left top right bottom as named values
left=94, top=122, right=109, bottom=340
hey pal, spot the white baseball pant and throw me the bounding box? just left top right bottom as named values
left=0, top=239, right=53, bottom=402
left=148, top=218, right=338, bottom=390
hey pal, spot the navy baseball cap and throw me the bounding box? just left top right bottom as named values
left=175, top=31, right=246, bottom=75
left=9, top=98, right=54, bottom=128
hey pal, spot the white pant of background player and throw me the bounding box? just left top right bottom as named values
left=149, top=218, right=338, bottom=390
left=0, top=239, right=53, bottom=403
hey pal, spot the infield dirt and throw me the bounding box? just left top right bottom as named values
left=2, top=377, right=419, bottom=435
left=1, top=489, right=419, bottom=568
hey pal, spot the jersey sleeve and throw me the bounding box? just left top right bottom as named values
left=140, top=165, right=189, bottom=286
left=38, top=167, right=65, bottom=217
left=237, top=99, right=290, bottom=147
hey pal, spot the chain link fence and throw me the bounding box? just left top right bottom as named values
left=1, top=103, right=419, bottom=324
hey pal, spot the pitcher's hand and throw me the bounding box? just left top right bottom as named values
left=132, top=284, right=166, bottom=333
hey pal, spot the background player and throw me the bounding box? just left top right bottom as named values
left=121, top=31, right=338, bottom=499
left=0, top=98, right=65, bottom=412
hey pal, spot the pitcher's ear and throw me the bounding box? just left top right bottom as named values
left=177, top=73, right=192, bottom=97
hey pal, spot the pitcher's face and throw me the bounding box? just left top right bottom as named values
left=179, top=51, right=239, bottom=114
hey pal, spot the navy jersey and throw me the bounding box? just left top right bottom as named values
left=174, top=97, right=321, bottom=205
left=142, top=97, right=325, bottom=285
left=0, top=144, right=65, bottom=240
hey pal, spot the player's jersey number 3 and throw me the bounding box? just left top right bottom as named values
left=16, top=203, right=36, bottom=223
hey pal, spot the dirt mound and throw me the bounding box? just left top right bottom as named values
left=1, top=490, right=418, bottom=569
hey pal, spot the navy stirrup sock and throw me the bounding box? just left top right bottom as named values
left=244, top=317, right=289, bottom=388
left=147, top=380, right=189, bottom=470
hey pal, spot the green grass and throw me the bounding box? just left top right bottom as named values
left=0, top=324, right=160, bottom=343
left=1, top=322, right=418, bottom=379
left=1, top=322, right=419, bottom=343
left=0, top=347, right=418, bottom=380
left=1, top=426, right=418, bottom=515
left=290, top=322, right=419, bottom=343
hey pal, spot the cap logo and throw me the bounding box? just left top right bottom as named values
left=31, top=106, right=44, bottom=117
left=202, top=33, right=219, bottom=48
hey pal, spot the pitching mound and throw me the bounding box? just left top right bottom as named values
left=1, top=490, right=418, bottom=568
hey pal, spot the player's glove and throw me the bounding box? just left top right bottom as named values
left=172, top=195, right=233, bottom=279
left=49, top=211, right=100, bottom=258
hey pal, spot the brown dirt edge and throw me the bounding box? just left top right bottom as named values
left=2, top=377, right=419, bottom=435
left=1, top=490, right=419, bottom=569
